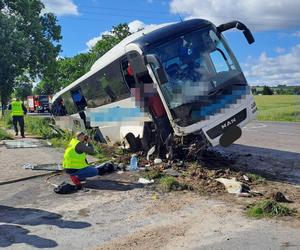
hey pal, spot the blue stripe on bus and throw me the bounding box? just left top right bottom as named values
left=88, top=107, right=145, bottom=122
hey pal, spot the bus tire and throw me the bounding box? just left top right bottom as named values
left=125, top=133, right=140, bottom=152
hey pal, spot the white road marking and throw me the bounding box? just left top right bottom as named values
left=278, top=132, right=300, bottom=136
left=243, top=123, right=267, bottom=129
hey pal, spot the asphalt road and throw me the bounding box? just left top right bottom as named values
left=237, top=120, right=300, bottom=154
left=218, top=121, right=300, bottom=185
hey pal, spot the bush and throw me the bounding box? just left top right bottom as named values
left=24, top=116, right=54, bottom=139
left=0, top=128, right=12, bottom=140
left=247, top=199, right=297, bottom=218
left=0, top=110, right=13, bottom=129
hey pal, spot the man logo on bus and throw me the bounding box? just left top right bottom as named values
left=221, top=117, right=236, bottom=130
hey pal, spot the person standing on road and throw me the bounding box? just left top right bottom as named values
left=63, top=132, right=114, bottom=188
left=8, top=98, right=27, bottom=138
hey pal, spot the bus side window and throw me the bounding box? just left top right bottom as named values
left=71, top=88, right=87, bottom=111
left=51, top=98, right=67, bottom=116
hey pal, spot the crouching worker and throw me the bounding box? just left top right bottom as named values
left=63, top=132, right=99, bottom=188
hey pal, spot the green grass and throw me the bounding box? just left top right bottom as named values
left=246, top=199, right=297, bottom=218
left=141, top=169, right=165, bottom=180
left=246, top=173, right=266, bottom=184
left=0, top=128, right=12, bottom=140
left=254, top=95, right=300, bottom=122
left=158, top=176, right=181, bottom=192
left=24, top=116, right=55, bottom=139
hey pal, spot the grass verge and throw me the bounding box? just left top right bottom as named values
left=254, top=95, right=300, bottom=122
left=246, top=199, right=297, bottom=218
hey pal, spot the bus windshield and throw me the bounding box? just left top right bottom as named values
left=147, top=27, right=247, bottom=126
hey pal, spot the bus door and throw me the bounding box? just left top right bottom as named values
left=126, top=50, right=177, bottom=134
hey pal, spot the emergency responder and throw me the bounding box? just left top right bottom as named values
left=63, top=132, right=114, bottom=188
left=8, top=98, right=27, bottom=138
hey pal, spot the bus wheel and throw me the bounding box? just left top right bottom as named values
left=125, top=133, right=140, bottom=152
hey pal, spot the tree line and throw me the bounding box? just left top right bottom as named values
left=0, top=0, right=132, bottom=109
left=251, top=85, right=300, bottom=95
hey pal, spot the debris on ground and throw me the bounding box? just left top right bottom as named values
left=154, top=158, right=162, bottom=165
left=138, top=178, right=154, bottom=184
left=23, top=163, right=62, bottom=171
left=146, top=145, right=156, bottom=161
left=163, top=168, right=180, bottom=177
left=268, top=192, right=293, bottom=203
left=216, top=177, right=247, bottom=194
left=4, top=139, right=51, bottom=149
left=53, top=181, right=79, bottom=194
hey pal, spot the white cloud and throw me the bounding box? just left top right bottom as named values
left=41, top=0, right=79, bottom=16
left=169, top=0, right=300, bottom=31
left=86, top=20, right=155, bottom=49
left=244, top=44, right=300, bottom=86
left=86, top=31, right=111, bottom=49
left=128, top=20, right=155, bottom=33
left=275, top=47, right=285, bottom=54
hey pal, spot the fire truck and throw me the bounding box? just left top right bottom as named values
left=27, top=95, right=52, bottom=113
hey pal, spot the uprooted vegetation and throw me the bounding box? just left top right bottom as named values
left=246, top=199, right=297, bottom=218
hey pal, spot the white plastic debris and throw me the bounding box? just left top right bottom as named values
left=138, top=178, right=154, bottom=184
left=243, top=175, right=249, bottom=181
left=154, top=158, right=162, bottom=164
left=146, top=145, right=156, bottom=161
left=216, top=177, right=243, bottom=194
left=23, top=163, right=34, bottom=169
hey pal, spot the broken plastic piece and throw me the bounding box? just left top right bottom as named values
left=154, top=158, right=162, bottom=164
left=146, top=145, right=156, bottom=161
left=138, top=178, right=154, bottom=184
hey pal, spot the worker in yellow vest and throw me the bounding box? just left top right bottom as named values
left=63, top=132, right=99, bottom=188
left=8, top=98, right=27, bottom=138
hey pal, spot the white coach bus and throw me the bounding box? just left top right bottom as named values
left=51, top=19, right=257, bottom=151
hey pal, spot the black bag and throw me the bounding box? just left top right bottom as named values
left=97, top=163, right=116, bottom=175
left=54, top=181, right=79, bottom=194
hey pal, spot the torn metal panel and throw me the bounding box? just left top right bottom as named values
left=4, top=140, right=51, bottom=149
left=23, top=163, right=62, bottom=171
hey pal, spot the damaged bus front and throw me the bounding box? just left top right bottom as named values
left=126, top=19, right=257, bottom=148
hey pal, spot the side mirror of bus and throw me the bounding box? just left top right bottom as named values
left=217, top=21, right=255, bottom=44
left=144, top=54, right=168, bottom=84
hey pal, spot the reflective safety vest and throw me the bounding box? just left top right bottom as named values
left=11, top=101, right=24, bottom=116
left=63, top=138, right=88, bottom=169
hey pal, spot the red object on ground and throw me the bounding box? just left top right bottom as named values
left=148, top=94, right=167, bottom=118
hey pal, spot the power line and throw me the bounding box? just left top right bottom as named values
left=77, top=11, right=175, bottom=20
left=78, top=5, right=170, bottom=14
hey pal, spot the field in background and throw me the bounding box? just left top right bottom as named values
left=254, top=95, right=300, bottom=122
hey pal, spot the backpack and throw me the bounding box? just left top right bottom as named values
left=54, top=181, right=79, bottom=194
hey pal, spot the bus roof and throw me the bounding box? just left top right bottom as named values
left=52, top=19, right=212, bottom=103
left=132, top=19, right=212, bottom=50
left=52, top=22, right=171, bottom=102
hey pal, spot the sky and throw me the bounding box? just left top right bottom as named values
left=41, top=0, right=300, bottom=86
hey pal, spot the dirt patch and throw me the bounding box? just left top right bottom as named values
left=95, top=223, right=186, bottom=250
left=143, top=192, right=198, bottom=216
